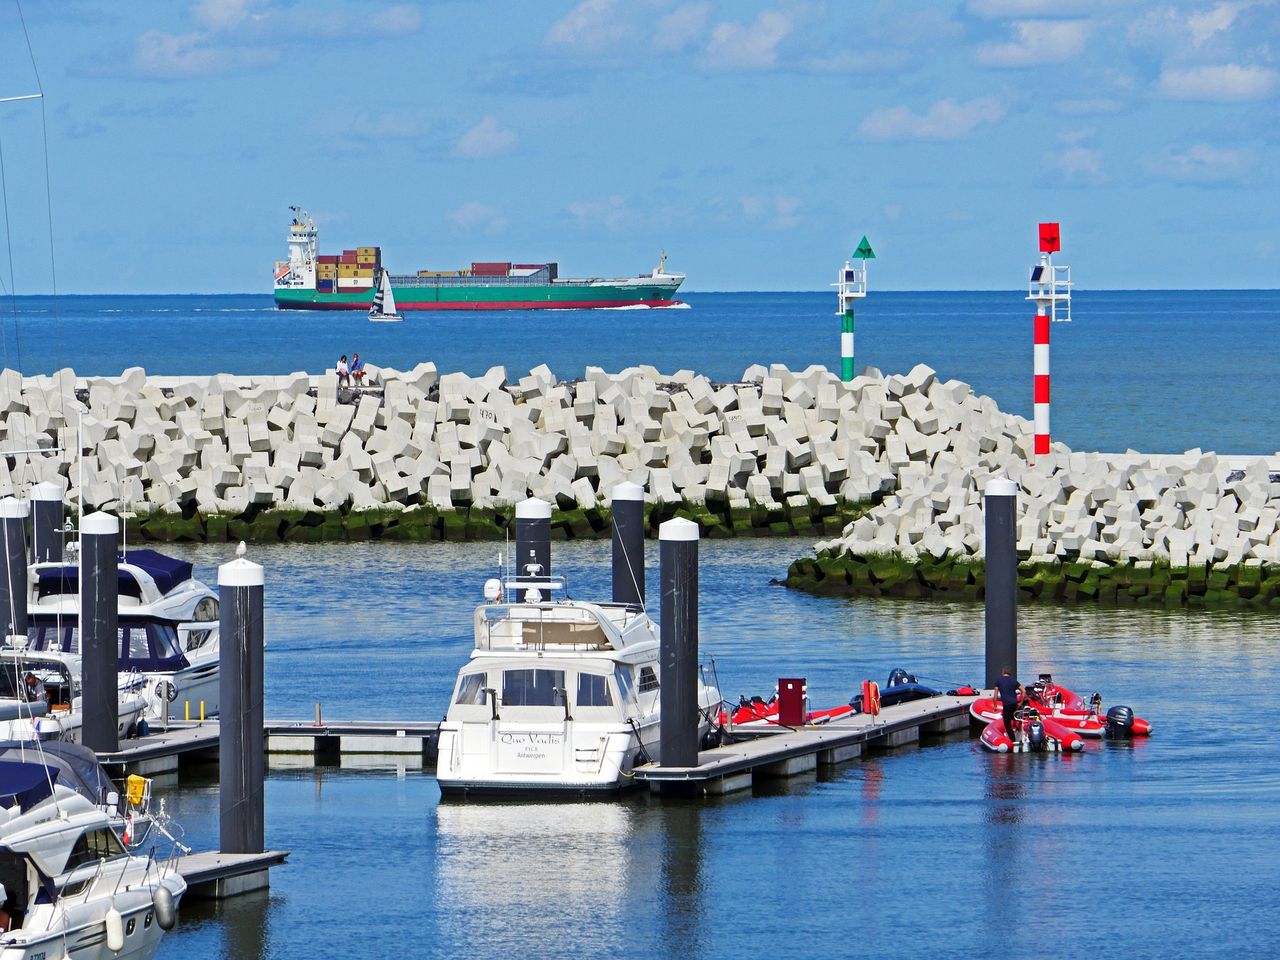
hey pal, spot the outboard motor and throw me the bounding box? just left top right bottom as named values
left=1105, top=705, right=1136, bottom=739
left=1027, top=717, right=1046, bottom=752
left=887, top=668, right=912, bottom=688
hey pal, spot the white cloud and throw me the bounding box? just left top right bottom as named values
left=546, top=0, right=629, bottom=51
left=192, top=0, right=259, bottom=30
left=858, top=97, right=1004, bottom=141
left=567, top=196, right=634, bottom=232
left=1187, top=1, right=1248, bottom=46
left=1045, top=145, right=1105, bottom=183
left=455, top=116, right=518, bottom=159
left=1145, top=143, right=1254, bottom=182
left=132, top=30, right=274, bottom=78
left=655, top=2, right=713, bottom=53
left=450, top=202, right=509, bottom=234
left=739, top=195, right=802, bottom=229
left=1158, top=63, right=1278, bottom=101
left=975, top=19, right=1091, bottom=67
left=703, top=9, right=793, bottom=71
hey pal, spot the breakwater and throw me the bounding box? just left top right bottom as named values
left=0, top=361, right=881, bottom=540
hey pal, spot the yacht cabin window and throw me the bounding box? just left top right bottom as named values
left=638, top=666, right=660, bottom=693
left=577, top=673, right=613, bottom=707
left=502, top=669, right=564, bottom=707
left=614, top=666, right=635, bottom=703
left=65, top=827, right=125, bottom=870
left=454, top=673, right=487, bottom=706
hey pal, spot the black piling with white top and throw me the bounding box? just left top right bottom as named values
left=81, top=512, right=120, bottom=753
left=514, top=497, right=552, bottom=598
left=659, top=517, right=700, bottom=768
left=0, top=498, right=28, bottom=641
left=611, top=482, right=645, bottom=608
left=984, top=477, right=1018, bottom=688
left=28, top=481, right=63, bottom=564
left=219, top=547, right=265, bottom=856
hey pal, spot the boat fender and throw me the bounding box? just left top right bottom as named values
left=154, top=884, right=177, bottom=931
left=105, top=905, right=125, bottom=952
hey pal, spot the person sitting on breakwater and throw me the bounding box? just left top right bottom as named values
left=351, top=353, right=365, bottom=385
left=995, top=666, right=1024, bottom=743
left=336, top=354, right=350, bottom=387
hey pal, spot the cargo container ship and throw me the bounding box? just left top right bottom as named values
left=273, top=208, right=684, bottom=311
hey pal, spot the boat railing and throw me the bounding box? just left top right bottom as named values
left=476, top=603, right=613, bottom=651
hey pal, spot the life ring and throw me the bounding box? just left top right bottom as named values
left=861, top=680, right=881, bottom=716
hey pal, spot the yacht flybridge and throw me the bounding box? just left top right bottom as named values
left=436, top=493, right=721, bottom=797
left=25, top=549, right=222, bottom=723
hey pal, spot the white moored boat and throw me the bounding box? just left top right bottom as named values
left=436, top=571, right=720, bottom=797
left=26, top=549, right=222, bottom=723
left=0, top=757, right=186, bottom=959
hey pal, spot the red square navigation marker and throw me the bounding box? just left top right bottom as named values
left=1038, top=222, right=1061, bottom=253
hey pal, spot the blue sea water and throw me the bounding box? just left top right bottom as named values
left=1, top=289, right=1276, bottom=453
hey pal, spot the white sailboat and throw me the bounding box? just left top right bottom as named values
left=368, top=269, right=403, bottom=322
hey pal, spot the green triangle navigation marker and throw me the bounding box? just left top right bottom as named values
left=852, top=236, right=876, bottom=260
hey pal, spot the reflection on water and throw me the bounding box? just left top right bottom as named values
left=151, top=539, right=1280, bottom=958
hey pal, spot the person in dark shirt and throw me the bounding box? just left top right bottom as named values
left=994, top=666, right=1023, bottom=745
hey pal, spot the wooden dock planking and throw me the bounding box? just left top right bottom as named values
left=633, top=695, right=976, bottom=793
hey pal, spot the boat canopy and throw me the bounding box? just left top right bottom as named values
left=0, top=761, right=56, bottom=814
left=27, top=616, right=189, bottom=672
left=35, top=549, right=193, bottom=601
left=0, top=742, right=112, bottom=807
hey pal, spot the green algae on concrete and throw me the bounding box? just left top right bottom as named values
left=785, top=550, right=1280, bottom=610
left=122, top=498, right=874, bottom=545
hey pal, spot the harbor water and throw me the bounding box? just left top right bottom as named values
left=2, top=290, right=1276, bottom=956
left=151, top=538, right=1280, bottom=959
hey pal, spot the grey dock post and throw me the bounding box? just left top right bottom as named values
left=984, top=477, right=1018, bottom=688
left=0, top=498, right=28, bottom=642
left=219, top=546, right=265, bottom=856
left=514, top=497, right=552, bottom=599
left=659, top=517, right=699, bottom=768
left=81, top=512, right=119, bottom=753
left=28, top=481, right=63, bottom=563
left=611, top=482, right=645, bottom=607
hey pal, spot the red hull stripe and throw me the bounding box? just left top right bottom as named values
left=1033, top=375, right=1050, bottom=403
left=278, top=298, right=681, bottom=312
left=1033, top=313, right=1050, bottom=343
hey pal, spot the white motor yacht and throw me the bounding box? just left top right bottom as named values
left=0, top=759, right=186, bottom=959
left=0, top=651, right=148, bottom=744
left=26, top=549, right=221, bottom=723
left=436, top=574, right=720, bottom=796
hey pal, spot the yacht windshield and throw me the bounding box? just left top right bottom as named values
left=26, top=619, right=189, bottom=671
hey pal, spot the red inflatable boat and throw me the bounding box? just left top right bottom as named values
left=980, top=708, right=1086, bottom=753
left=728, top=695, right=855, bottom=727
left=969, top=674, right=1151, bottom=739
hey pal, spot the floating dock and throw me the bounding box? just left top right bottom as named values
left=634, top=694, right=976, bottom=796
left=177, top=850, right=289, bottom=899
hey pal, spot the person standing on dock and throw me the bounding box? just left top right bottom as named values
left=996, top=667, right=1023, bottom=743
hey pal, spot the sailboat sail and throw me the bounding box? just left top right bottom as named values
left=369, top=272, right=387, bottom=317
left=381, top=271, right=397, bottom=315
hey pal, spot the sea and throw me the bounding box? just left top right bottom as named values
left=3, top=291, right=1278, bottom=958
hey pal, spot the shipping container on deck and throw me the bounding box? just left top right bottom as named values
left=357, top=246, right=379, bottom=256
left=357, top=255, right=378, bottom=265
left=337, top=277, right=373, bottom=289
left=471, top=261, right=512, bottom=277
left=317, top=255, right=339, bottom=264
left=316, top=280, right=334, bottom=291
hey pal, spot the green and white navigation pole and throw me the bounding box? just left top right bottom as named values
left=835, top=236, right=875, bottom=381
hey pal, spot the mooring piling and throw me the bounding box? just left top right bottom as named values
left=984, top=477, right=1018, bottom=688
left=219, top=545, right=265, bottom=856
left=514, top=497, right=552, bottom=599
left=81, top=512, right=120, bottom=753
left=0, top=498, right=28, bottom=642
left=659, top=517, right=700, bottom=769
left=28, top=481, right=63, bottom=563
left=611, top=482, right=645, bottom=608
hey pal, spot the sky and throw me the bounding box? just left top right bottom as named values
left=0, top=0, right=1276, bottom=293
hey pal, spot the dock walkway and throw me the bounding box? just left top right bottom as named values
left=634, top=694, right=976, bottom=795
left=178, top=850, right=289, bottom=899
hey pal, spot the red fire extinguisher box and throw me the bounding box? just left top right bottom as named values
left=778, top=678, right=807, bottom=727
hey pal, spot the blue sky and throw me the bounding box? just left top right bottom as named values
left=0, top=0, right=1276, bottom=293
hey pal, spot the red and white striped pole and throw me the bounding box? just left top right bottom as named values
left=1033, top=304, right=1050, bottom=457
